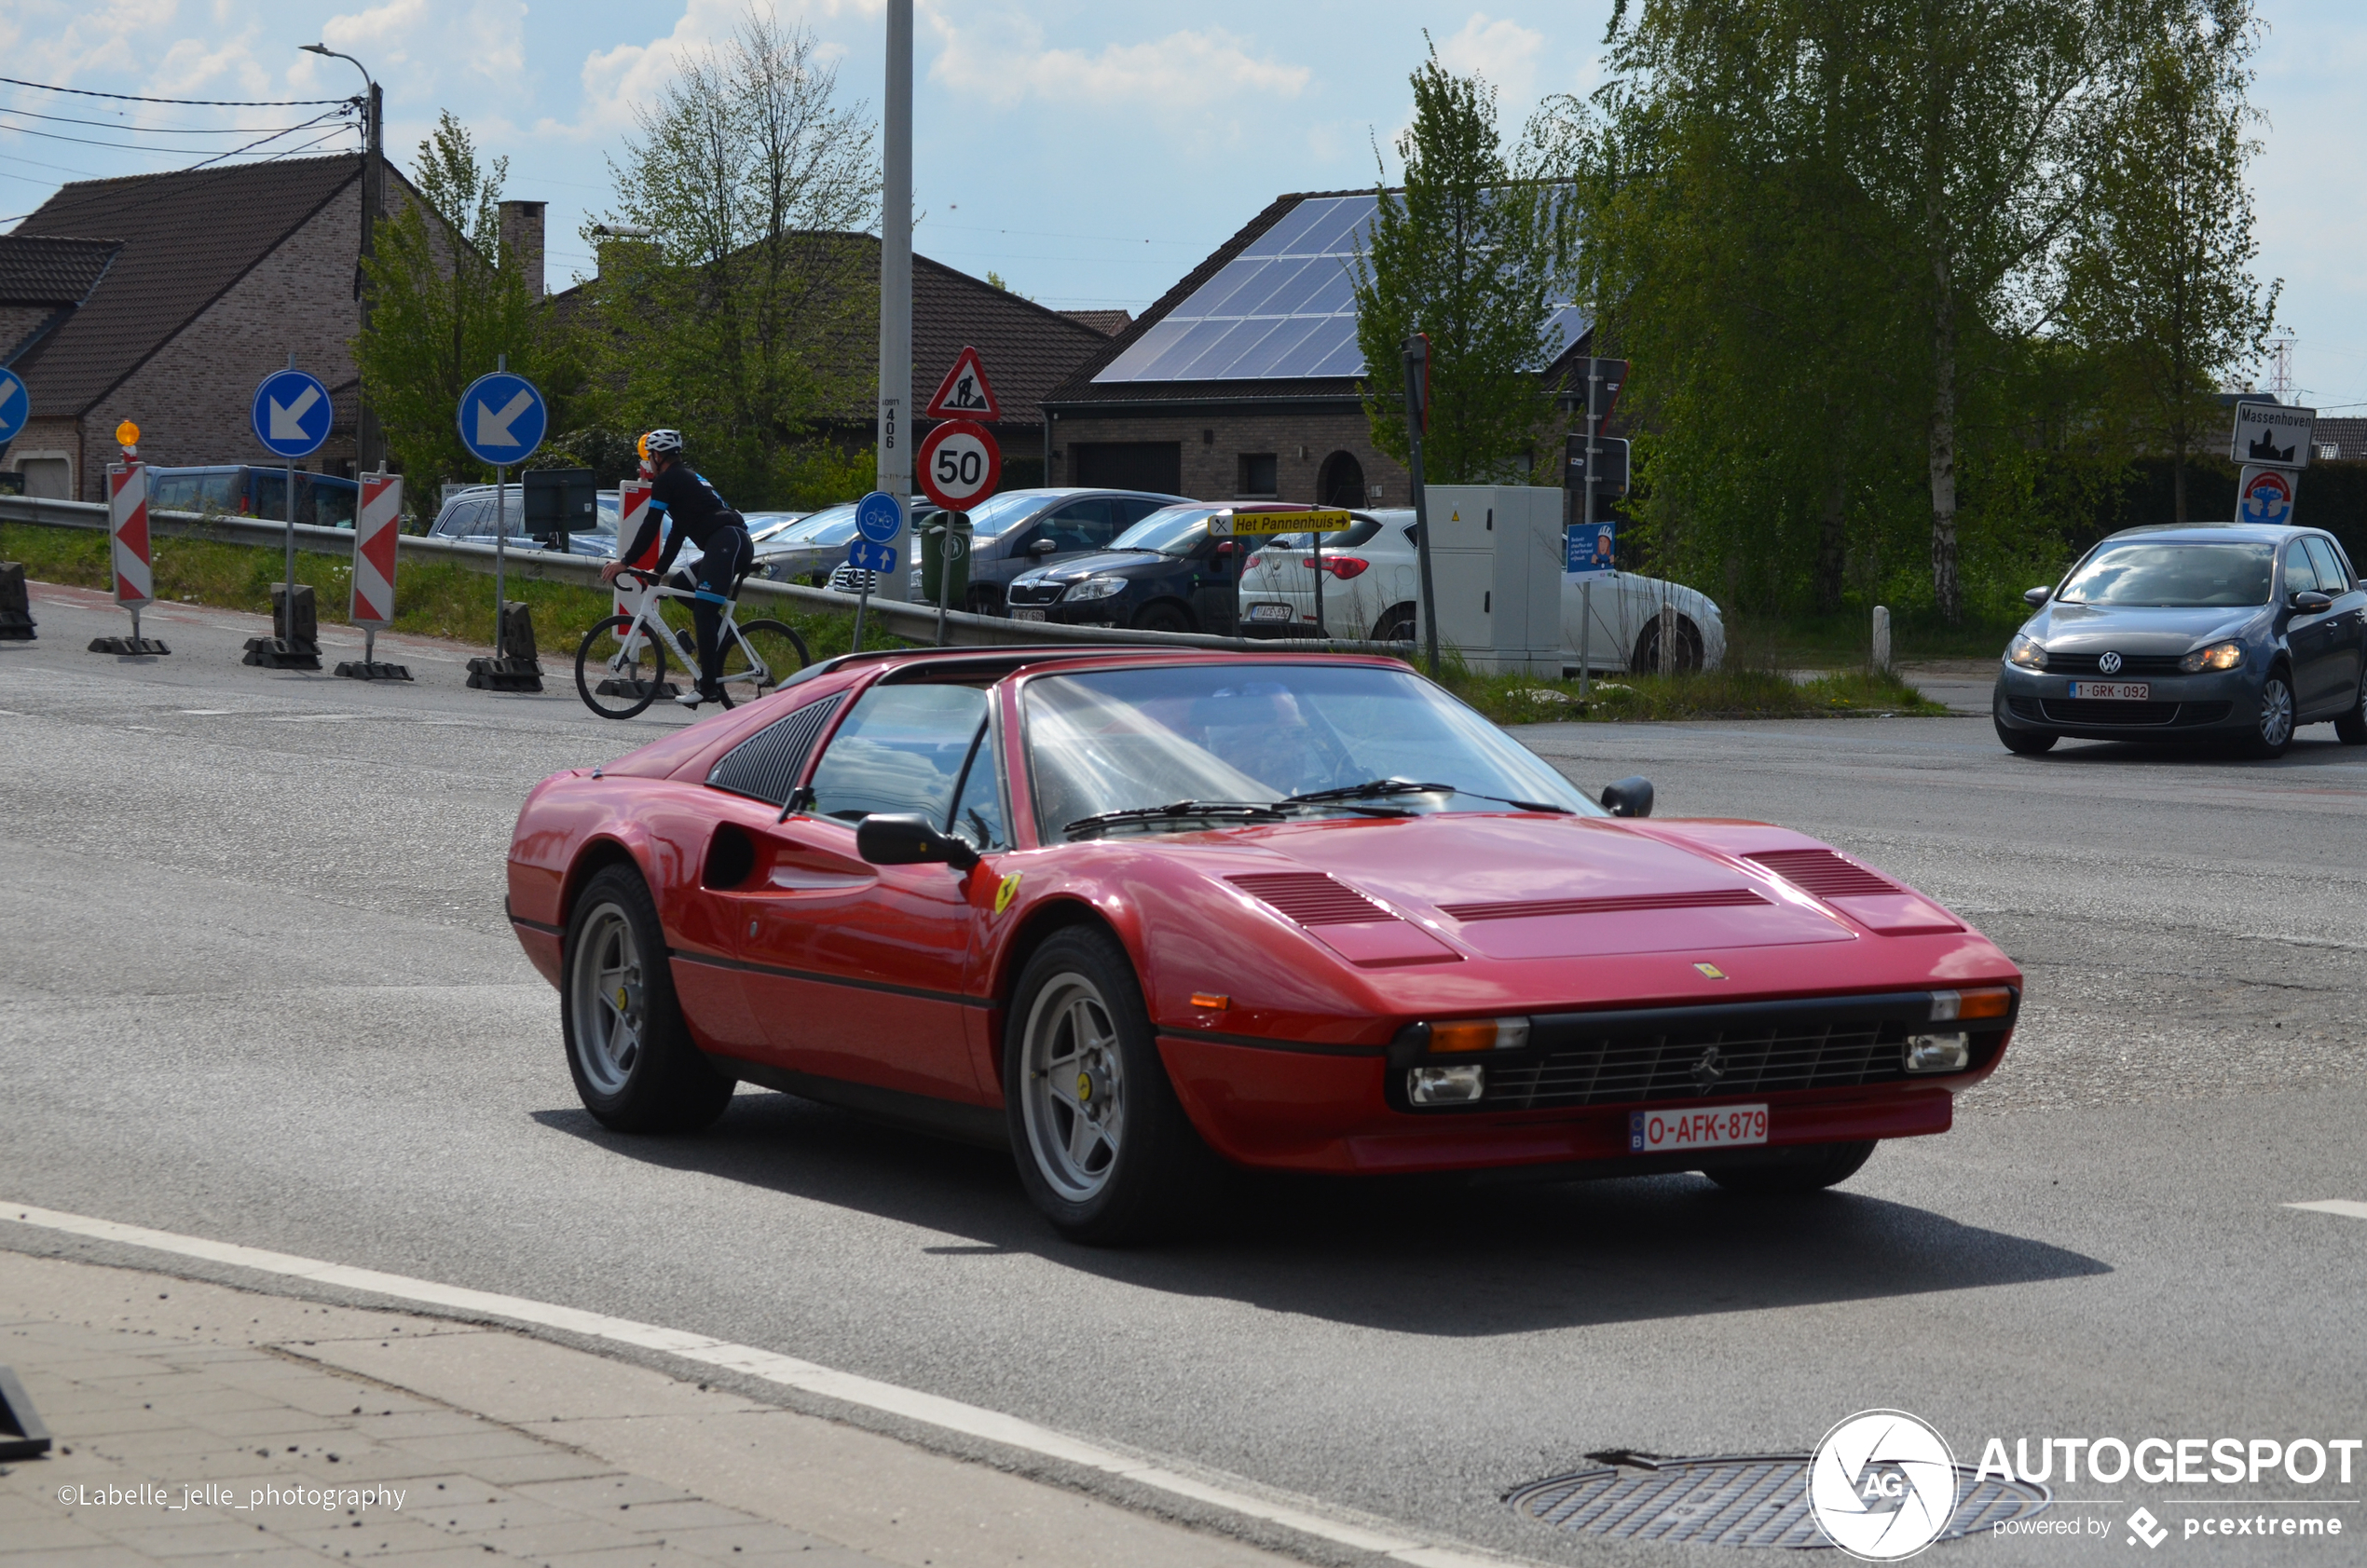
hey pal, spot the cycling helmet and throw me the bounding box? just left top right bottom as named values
left=643, top=429, right=685, bottom=457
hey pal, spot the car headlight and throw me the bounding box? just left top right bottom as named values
left=2180, top=640, right=2242, bottom=673
left=1408, top=1064, right=1485, bottom=1104
left=1063, top=577, right=1128, bottom=602
left=2006, top=634, right=2047, bottom=671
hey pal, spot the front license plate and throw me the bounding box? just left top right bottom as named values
left=1011, top=608, right=1047, bottom=621
left=1629, top=1104, right=1769, bottom=1152
left=2068, top=680, right=2149, bottom=700
left=1245, top=603, right=1293, bottom=622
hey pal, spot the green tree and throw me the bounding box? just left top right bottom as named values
left=351, top=112, right=560, bottom=495
left=583, top=12, right=879, bottom=508
left=1351, top=45, right=1574, bottom=485
left=2065, top=0, right=2278, bottom=522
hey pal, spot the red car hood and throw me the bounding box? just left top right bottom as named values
left=1219, top=813, right=1865, bottom=961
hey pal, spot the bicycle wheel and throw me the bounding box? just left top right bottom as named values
left=575, top=614, right=670, bottom=719
left=713, top=618, right=811, bottom=709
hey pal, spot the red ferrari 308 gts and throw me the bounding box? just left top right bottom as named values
left=506, top=647, right=2020, bottom=1243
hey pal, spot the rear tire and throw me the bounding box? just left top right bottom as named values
left=715, top=617, right=809, bottom=708
left=1702, top=1139, right=1876, bottom=1193
left=575, top=615, right=667, bottom=720
left=1995, top=716, right=2058, bottom=755
left=1372, top=602, right=1417, bottom=642
left=2335, top=675, right=2367, bottom=745
left=1005, top=927, right=1210, bottom=1245
left=561, top=865, right=734, bottom=1133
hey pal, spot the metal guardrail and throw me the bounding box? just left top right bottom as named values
left=0, top=493, right=1403, bottom=656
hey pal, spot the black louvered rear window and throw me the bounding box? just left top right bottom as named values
left=706, top=694, right=841, bottom=806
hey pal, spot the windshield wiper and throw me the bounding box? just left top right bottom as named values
left=1279, top=778, right=1574, bottom=814
left=1064, top=800, right=1287, bottom=839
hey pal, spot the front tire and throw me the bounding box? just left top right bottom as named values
left=1131, top=601, right=1192, bottom=635
left=1995, top=716, right=2058, bottom=755
left=1632, top=614, right=1704, bottom=675
left=575, top=615, right=667, bottom=719
left=2237, top=669, right=2295, bottom=758
left=561, top=865, right=734, bottom=1133
left=1005, top=927, right=1208, bottom=1245
left=1702, top=1139, right=1876, bottom=1193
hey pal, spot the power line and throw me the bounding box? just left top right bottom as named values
left=0, top=116, right=350, bottom=153
left=0, top=103, right=343, bottom=134
left=0, top=75, right=348, bottom=107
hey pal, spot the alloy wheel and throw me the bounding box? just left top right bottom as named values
left=569, top=904, right=644, bottom=1096
left=1019, top=973, right=1127, bottom=1201
left=2258, top=676, right=2294, bottom=751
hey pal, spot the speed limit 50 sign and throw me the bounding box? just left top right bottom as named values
left=918, top=418, right=1000, bottom=511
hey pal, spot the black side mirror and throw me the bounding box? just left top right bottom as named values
left=1600, top=776, right=1654, bottom=818
left=2023, top=586, right=2052, bottom=607
left=1030, top=539, right=1058, bottom=555
left=2291, top=589, right=2334, bottom=613
left=855, top=813, right=980, bottom=871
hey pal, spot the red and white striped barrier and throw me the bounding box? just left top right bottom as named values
left=615, top=480, right=656, bottom=617
left=89, top=461, right=169, bottom=654
left=109, top=462, right=152, bottom=607
left=336, top=470, right=412, bottom=680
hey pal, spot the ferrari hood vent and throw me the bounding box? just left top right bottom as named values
left=1746, top=848, right=1899, bottom=898
left=1228, top=872, right=1392, bottom=927
left=1440, top=888, right=1768, bottom=922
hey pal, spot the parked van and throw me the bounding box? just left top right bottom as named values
left=148, top=466, right=360, bottom=529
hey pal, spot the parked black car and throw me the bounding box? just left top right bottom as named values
left=902, top=487, right=1187, bottom=613
left=1993, top=524, right=2367, bottom=759
left=1004, top=503, right=1314, bottom=633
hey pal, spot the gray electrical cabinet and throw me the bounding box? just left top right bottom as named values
left=1424, top=484, right=1565, bottom=674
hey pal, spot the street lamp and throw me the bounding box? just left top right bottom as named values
left=302, top=42, right=383, bottom=474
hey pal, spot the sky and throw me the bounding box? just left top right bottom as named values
left=4, top=0, right=2362, bottom=413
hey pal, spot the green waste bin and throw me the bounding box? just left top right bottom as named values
left=920, top=511, right=972, bottom=608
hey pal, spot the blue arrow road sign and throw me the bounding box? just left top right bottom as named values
left=457, top=371, right=548, bottom=465
left=855, top=490, right=904, bottom=545
left=251, top=367, right=332, bottom=458
left=847, top=538, right=898, bottom=575
left=0, top=367, right=29, bottom=444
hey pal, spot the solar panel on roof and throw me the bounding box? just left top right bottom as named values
left=1094, top=190, right=1587, bottom=385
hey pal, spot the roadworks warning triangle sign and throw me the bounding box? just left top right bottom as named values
left=924, top=347, right=1001, bottom=421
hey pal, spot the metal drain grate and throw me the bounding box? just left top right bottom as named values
left=1508, top=1452, right=2050, bottom=1548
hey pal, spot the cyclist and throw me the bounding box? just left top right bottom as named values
left=601, top=429, right=752, bottom=708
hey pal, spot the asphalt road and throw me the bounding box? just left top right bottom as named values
left=6, top=583, right=2364, bottom=1567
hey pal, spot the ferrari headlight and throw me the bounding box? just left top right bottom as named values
left=1408, top=1064, right=1485, bottom=1103
left=1904, top=1033, right=1970, bottom=1072
left=1063, top=577, right=1128, bottom=602
left=2006, top=634, right=2048, bottom=671
left=2179, top=640, right=2242, bottom=673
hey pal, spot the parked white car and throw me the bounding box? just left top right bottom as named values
left=1237, top=509, right=1726, bottom=673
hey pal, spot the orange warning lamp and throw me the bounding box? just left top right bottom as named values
left=116, top=419, right=141, bottom=456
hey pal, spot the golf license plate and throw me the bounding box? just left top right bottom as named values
left=1011, top=608, right=1047, bottom=621
left=2068, top=680, right=2149, bottom=701
left=1629, top=1104, right=1769, bottom=1153
left=1245, top=602, right=1294, bottom=622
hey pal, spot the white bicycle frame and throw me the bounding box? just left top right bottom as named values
left=605, top=569, right=773, bottom=689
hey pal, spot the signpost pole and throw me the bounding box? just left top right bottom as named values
left=494, top=463, right=508, bottom=647
left=852, top=575, right=870, bottom=652
left=934, top=515, right=955, bottom=648
left=1580, top=360, right=1598, bottom=687
left=876, top=0, right=913, bottom=602
left=1401, top=335, right=1439, bottom=678
left=1579, top=579, right=1593, bottom=699
left=282, top=354, right=297, bottom=617
left=1312, top=517, right=1324, bottom=639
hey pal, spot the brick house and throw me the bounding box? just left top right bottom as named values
left=1040, top=188, right=1587, bottom=506
left=0, top=154, right=527, bottom=503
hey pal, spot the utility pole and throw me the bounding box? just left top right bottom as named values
left=876, top=0, right=914, bottom=601
left=304, top=43, right=381, bottom=474
left=1401, top=334, right=1439, bottom=679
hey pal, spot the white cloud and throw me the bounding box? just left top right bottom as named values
left=1430, top=11, right=1545, bottom=103
left=923, top=9, right=1309, bottom=111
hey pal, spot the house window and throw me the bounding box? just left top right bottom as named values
left=1236, top=453, right=1278, bottom=498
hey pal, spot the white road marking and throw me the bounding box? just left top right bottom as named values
left=2285, top=1199, right=2367, bottom=1220
left=0, top=1200, right=1516, bottom=1568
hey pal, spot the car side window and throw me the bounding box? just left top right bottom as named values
left=1042, top=498, right=1116, bottom=551
left=2304, top=537, right=2348, bottom=592
left=805, top=683, right=991, bottom=824
left=1111, top=498, right=1165, bottom=527
left=945, top=717, right=1008, bottom=852
left=2284, top=544, right=2322, bottom=596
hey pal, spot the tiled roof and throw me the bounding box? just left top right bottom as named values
left=2313, top=417, right=2366, bottom=462
left=907, top=248, right=1110, bottom=427
left=1060, top=309, right=1132, bottom=336
left=8, top=155, right=362, bottom=418
left=0, top=236, right=122, bottom=307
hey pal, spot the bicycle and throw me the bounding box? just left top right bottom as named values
left=574, top=566, right=811, bottom=720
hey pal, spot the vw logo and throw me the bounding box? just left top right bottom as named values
left=2098, top=651, right=2123, bottom=675
left=1808, top=1410, right=1958, bottom=1560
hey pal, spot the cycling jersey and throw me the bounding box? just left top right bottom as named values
left=622, top=464, right=743, bottom=574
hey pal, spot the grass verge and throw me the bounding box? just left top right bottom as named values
left=1445, top=664, right=1948, bottom=725
left=0, top=523, right=900, bottom=663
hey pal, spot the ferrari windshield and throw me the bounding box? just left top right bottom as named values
left=2057, top=541, right=2275, bottom=607
left=1025, top=663, right=1600, bottom=838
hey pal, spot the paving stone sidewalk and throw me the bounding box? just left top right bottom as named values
left=0, top=1250, right=1293, bottom=1568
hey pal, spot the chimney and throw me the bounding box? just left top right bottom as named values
left=499, top=200, right=547, bottom=302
